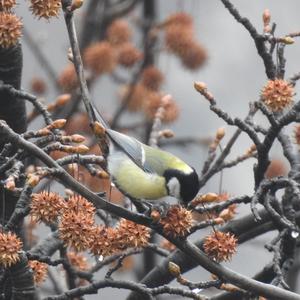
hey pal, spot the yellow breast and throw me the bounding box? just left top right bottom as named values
left=109, top=158, right=168, bottom=200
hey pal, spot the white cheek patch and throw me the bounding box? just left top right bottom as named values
left=167, top=177, right=181, bottom=199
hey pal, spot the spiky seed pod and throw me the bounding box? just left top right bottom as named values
left=83, top=42, right=116, bottom=75
left=0, top=13, right=22, bottom=48
left=165, top=12, right=193, bottom=28
left=65, top=195, right=95, bottom=217
left=180, top=41, right=207, bottom=70
left=141, top=66, right=164, bottom=91
left=203, top=231, right=237, bottom=262
left=29, top=0, right=61, bottom=19
left=144, top=94, right=179, bottom=123
left=30, top=191, right=66, bottom=224
left=67, top=251, right=89, bottom=271
left=30, top=77, right=47, bottom=95
left=117, top=43, right=143, bottom=67
left=116, top=219, right=150, bottom=248
left=160, top=205, right=193, bottom=237
left=120, top=84, right=150, bottom=112
left=265, top=159, right=287, bottom=179
left=0, top=0, right=16, bottom=11
left=90, top=226, right=120, bottom=257
left=59, top=210, right=95, bottom=252
left=165, top=25, right=194, bottom=56
left=58, top=64, right=79, bottom=92
left=28, top=260, right=48, bottom=285
left=67, top=251, right=89, bottom=286
left=261, top=79, right=294, bottom=112
left=106, top=19, right=132, bottom=46
left=0, top=231, right=22, bottom=268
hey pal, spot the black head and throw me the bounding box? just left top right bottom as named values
left=163, top=168, right=200, bottom=205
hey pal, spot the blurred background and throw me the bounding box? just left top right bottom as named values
left=16, top=0, right=300, bottom=298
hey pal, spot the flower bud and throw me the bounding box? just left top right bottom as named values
left=71, top=134, right=85, bottom=143
left=71, top=0, right=83, bottom=11
left=50, top=119, right=67, bottom=129
left=281, top=37, right=294, bottom=45
left=168, top=262, right=181, bottom=277
left=194, top=81, right=207, bottom=93
left=27, top=174, right=40, bottom=187
left=93, top=121, right=106, bottom=137
left=159, top=129, right=174, bottom=139
left=201, top=193, right=219, bottom=203
left=216, top=127, right=225, bottom=140
left=262, top=9, right=271, bottom=25
left=5, top=176, right=15, bottom=190
left=36, top=128, right=51, bottom=136
left=76, top=145, right=89, bottom=154
left=56, top=94, right=71, bottom=106
left=96, top=170, right=109, bottom=179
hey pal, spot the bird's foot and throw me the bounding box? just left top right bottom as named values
left=143, top=201, right=171, bottom=221
left=96, top=192, right=106, bottom=198
left=129, top=198, right=149, bottom=214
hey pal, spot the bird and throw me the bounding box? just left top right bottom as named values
left=88, top=97, right=200, bottom=206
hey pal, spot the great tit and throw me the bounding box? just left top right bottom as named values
left=89, top=103, right=200, bottom=205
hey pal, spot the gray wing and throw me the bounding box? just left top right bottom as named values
left=106, top=129, right=154, bottom=173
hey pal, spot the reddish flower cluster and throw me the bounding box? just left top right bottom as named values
left=117, top=43, right=143, bottom=67
left=83, top=41, right=116, bottom=75
left=58, top=64, right=79, bottom=92
left=30, top=77, right=47, bottom=95
left=163, top=12, right=207, bottom=70
left=106, top=19, right=132, bottom=46
left=119, top=84, right=179, bottom=123
left=83, top=18, right=143, bottom=76
left=265, top=159, right=287, bottom=179
left=141, top=66, right=164, bottom=91
left=144, top=93, right=179, bottom=123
